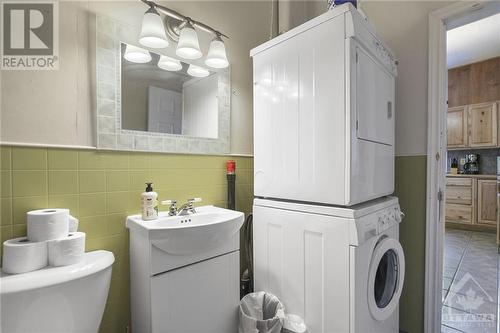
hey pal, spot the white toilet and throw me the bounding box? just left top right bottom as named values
left=0, top=250, right=114, bottom=333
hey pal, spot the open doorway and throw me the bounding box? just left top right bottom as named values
left=440, top=6, right=500, bottom=333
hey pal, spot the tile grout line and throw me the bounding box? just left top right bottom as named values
left=9, top=148, right=13, bottom=236
left=445, top=231, right=473, bottom=302
left=45, top=148, right=48, bottom=206
left=76, top=150, right=80, bottom=217
left=441, top=323, right=467, bottom=333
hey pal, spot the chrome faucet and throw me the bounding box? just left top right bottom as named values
left=161, top=198, right=202, bottom=216
left=177, top=198, right=202, bottom=216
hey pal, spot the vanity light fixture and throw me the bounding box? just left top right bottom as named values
left=176, top=21, right=202, bottom=60
left=124, top=44, right=152, bottom=63
left=138, top=0, right=229, bottom=65
left=187, top=64, right=210, bottom=77
left=205, top=34, right=229, bottom=68
left=158, top=55, right=182, bottom=71
left=139, top=6, right=169, bottom=48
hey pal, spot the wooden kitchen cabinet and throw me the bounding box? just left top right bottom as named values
left=445, top=176, right=476, bottom=225
left=446, top=176, right=498, bottom=231
left=447, top=106, right=468, bottom=147
left=446, top=204, right=474, bottom=225
left=447, top=56, right=500, bottom=150
left=468, top=102, right=497, bottom=147
left=477, top=179, right=498, bottom=226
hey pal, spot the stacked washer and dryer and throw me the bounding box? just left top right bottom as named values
left=250, top=4, right=404, bottom=333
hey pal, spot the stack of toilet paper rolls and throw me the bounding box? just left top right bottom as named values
left=2, top=209, right=86, bottom=274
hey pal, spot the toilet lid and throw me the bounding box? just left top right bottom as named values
left=0, top=250, right=114, bottom=294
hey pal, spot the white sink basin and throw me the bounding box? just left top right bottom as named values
left=126, top=205, right=244, bottom=256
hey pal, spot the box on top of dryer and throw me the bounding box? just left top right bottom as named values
left=251, top=3, right=397, bottom=206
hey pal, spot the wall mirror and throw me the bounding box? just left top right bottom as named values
left=96, top=16, right=230, bottom=154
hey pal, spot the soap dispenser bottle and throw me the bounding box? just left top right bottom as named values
left=141, top=183, right=158, bottom=221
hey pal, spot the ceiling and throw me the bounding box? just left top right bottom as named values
left=447, top=12, right=500, bottom=69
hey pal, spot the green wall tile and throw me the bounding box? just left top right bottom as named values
left=106, top=192, right=129, bottom=214
left=79, top=215, right=108, bottom=239
left=1, top=171, right=11, bottom=197
left=79, top=193, right=106, bottom=217
left=1, top=145, right=254, bottom=333
left=149, top=154, right=180, bottom=169
left=12, top=147, right=47, bottom=170
left=103, top=153, right=129, bottom=169
left=129, top=170, right=150, bottom=190
left=129, top=153, right=150, bottom=169
left=48, top=195, right=79, bottom=217
left=12, top=196, right=48, bottom=224
left=12, top=170, right=47, bottom=197
left=150, top=169, right=171, bottom=189
left=12, top=224, right=27, bottom=238
left=1, top=198, right=12, bottom=225
left=48, top=150, right=78, bottom=170
left=0, top=225, right=13, bottom=265
left=79, top=170, right=106, bottom=193
left=78, top=151, right=105, bottom=170
left=106, top=170, right=129, bottom=192
left=1, top=147, right=11, bottom=170
left=127, top=191, right=142, bottom=214
left=0, top=225, right=13, bottom=243
left=49, top=171, right=78, bottom=195
left=107, top=213, right=127, bottom=235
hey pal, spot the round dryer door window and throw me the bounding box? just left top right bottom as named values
left=368, top=237, right=405, bottom=321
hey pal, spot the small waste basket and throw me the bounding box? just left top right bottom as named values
left=238, top=292, right=307, bottom=333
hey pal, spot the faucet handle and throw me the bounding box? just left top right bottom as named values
left=161, top=200, right=178, bottom=216
left=188, top=198, right=202, bottom=203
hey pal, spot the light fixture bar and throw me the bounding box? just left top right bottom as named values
left=139, top=0, right=228, bottom=39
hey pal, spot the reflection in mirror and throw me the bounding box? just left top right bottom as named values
left=121, top=43, right=219, bottom=139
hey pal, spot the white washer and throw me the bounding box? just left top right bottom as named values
left=350, top=205, right=405, bottom=332
left=253, top=196, right=405, bottom=333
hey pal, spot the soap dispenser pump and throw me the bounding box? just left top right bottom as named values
left=141, top=182, right=158, bottom=221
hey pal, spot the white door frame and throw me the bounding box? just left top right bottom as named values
left=425, top=2, right=491, bottom=332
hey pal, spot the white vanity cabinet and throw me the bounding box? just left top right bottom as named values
left=126, top=206, right=244, bottom=333
left=150, top=252, right=239, bottom=332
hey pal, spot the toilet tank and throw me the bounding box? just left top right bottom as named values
left=1, top=250, right=114, bottom=333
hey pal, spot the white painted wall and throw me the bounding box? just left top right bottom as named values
left=1, top=2, right=93, bottom=147
left=1, top=1, right=276, bottom=155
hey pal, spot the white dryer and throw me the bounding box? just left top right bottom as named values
left=251, top=3, right=397, bottom=206
left=253, top=196, right=405, bottom=333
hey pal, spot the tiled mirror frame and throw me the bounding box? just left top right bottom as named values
left=96, top=15, right=231, bottom=154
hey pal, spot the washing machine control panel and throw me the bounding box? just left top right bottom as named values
left=377, top=204, right=403, bottom=233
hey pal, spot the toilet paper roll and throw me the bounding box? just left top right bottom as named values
left=68, top=215, right=79, bottom=233
left=27, top=209, right=70, bottom=242
left=2, top=237, right=48, bottom=274
left=48, top=232, right=86, bottom=267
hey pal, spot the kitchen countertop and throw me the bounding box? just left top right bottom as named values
left=446, top=174, right=497, bottom=179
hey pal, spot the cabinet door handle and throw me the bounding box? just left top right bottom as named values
left=387, top=101, right=392, bottom=119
